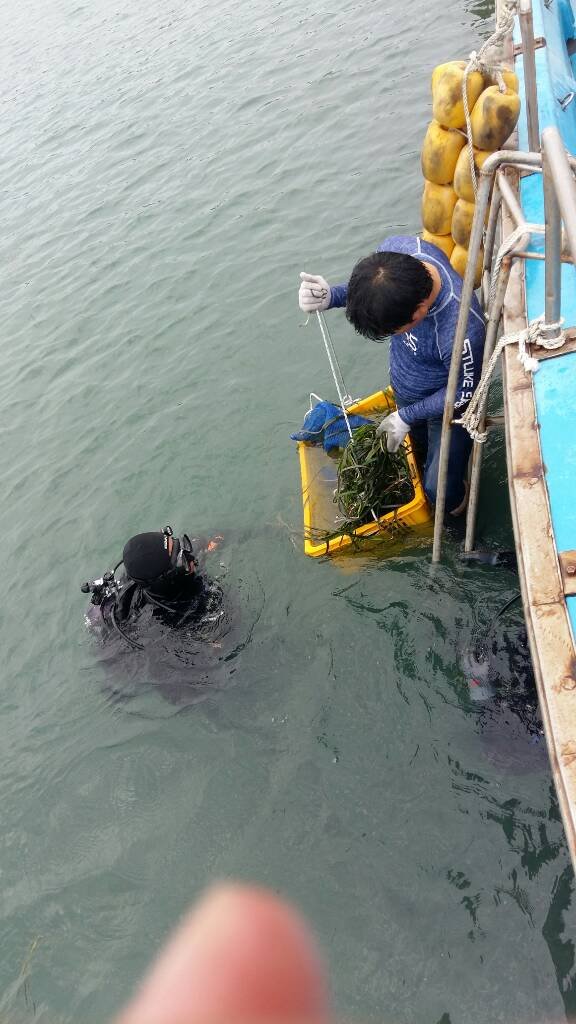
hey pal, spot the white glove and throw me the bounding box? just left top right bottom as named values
left=299, top=271, right=331, bottom=313
left=375, top=411, right=410, bottom=453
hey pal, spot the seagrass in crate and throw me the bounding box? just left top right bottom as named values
left=296, top=388, right=431, bottom=557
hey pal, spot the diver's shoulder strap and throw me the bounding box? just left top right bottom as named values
left=114, top=580, right=142, bottom=622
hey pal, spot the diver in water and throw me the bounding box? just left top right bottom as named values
left=461, top=587, right=544, bottom=745
left=82, top=526, right=225, bottom=652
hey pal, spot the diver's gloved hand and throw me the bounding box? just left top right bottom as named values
left=298, top=272, right=331, bottom=313
left=375, top=411, right=410, bottom=453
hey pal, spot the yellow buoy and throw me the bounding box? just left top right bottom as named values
left=470, top=85, right=521, bottom=151
left=451, top=198, right=476, bottom=247
left=421, top=120, right=466, bottom=185
left=431, top=61, right=470, bottom=98
left=431, top=60, right=462, bottom=92
left=450, top=243, right=484, bottom=288
left=432, top=61, right=485, bottom=130
left=485, top=69, right=519, bottom=93
left=422, top=181, right=458, bottom=235
left=453, top=146, right=492, bottom=202
left=421, top=230, right=455, bottom=259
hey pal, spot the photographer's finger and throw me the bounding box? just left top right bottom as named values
left=115, top=883, right=330, bottom=1024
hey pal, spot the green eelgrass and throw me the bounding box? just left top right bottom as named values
left=334, top=423, right=415, bottom=532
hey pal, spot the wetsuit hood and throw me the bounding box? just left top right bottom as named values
left=123, top=532, right=174, bottom=584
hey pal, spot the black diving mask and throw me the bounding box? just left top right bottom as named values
left=163, top=527, right=197, bottom=575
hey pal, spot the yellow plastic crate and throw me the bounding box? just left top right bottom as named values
left=297, top=387, right=432, bottom=557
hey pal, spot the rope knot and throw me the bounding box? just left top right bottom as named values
left=456, top=313, right=566, bottom=444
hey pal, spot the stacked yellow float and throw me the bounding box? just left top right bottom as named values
left=421, top=61, right=520, bottom=287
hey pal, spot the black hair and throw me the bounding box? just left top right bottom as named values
left=345, top=251, right=434, bottom=340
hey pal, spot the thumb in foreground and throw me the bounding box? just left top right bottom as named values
left=115, top=883, right=330, bottom=1024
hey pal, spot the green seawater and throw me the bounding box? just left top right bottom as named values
left=1, top=0, right=575, bottom=1020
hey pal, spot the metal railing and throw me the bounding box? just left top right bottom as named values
left=519, top=0, right=540, bottom=151
left=432, top=130, right=576, bottom=562
left=428, top=0, right=576, bottom=561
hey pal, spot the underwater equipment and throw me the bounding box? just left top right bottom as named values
left=81, top=571, right=121, bottom=606
left=459, top=548, right=517, bottom=568
left=164, top=529, right=197, bottom=576
left=463, top=590, right=522, bottom=701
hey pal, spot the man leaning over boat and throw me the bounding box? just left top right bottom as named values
left=299, top=235, right=485, bottom=516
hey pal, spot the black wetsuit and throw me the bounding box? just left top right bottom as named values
left=86, top=570, right=225, bottom=648
left=83, top=532, right=254, bottom=702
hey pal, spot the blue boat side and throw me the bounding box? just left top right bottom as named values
left=514, top=0, right=576, bottom=638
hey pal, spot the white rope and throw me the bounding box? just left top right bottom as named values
left=463, top=63, right=480, bottom=201
left=462, top=0, right=518, bottom=199
left=455, top=314, right=566, bottom=442
left=488, top=221, right=545, bottom=310
left=313, top=312, right=381, bottom=523
left=315, top=311, right=354, bottom=439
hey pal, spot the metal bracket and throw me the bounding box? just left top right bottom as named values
left=559, top=550, right=576, bottom=595
left=513, top=35, right=546, bottom=55
left=531, top=326, right=576, bottom=359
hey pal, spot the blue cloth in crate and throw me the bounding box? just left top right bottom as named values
left=290, top=400, right=372, bottom=452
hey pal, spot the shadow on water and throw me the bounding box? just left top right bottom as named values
left=468, top=0, right=497, bottom=19
left=545, top=860, right=576, bottom=1019
left=327, top=535, right=576, bottom=1013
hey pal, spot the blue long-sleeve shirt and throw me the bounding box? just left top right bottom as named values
left=329, top=235, right=486, bottom=425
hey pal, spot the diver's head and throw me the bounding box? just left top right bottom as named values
left=122, top=527, right=196, bottom=593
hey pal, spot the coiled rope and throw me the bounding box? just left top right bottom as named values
left=455, top=314, right=566, bottom=442
left=462, top=0, right=518, bottom=200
